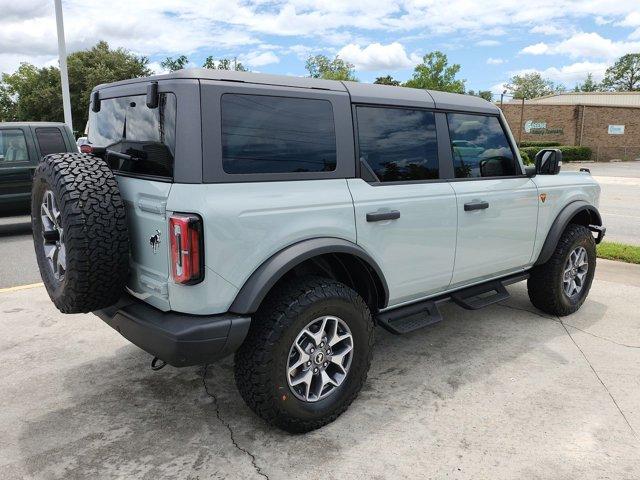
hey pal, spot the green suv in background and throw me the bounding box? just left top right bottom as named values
left=0, top=122, right=76, bottom=213
left=30, top=70, right=605, bottom=432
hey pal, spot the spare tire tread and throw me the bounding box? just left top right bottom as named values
left=32, top=153, right=129, bottom=313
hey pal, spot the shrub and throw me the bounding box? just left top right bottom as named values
left=518, top=149, right=533, bottom=165
left=518, top=145, right=592, bottom=162
left=519, top=141, right=561, bottom=148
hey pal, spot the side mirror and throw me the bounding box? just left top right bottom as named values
left=146, top=82, right=159, bottom=109
left=535, top=148, right=562, bottom=175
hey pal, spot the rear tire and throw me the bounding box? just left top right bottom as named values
left=234, top=276, right=374, bottom=433
left=31, top=153, right=129, bottom=313
left=527, top=224, right=596, bottom=316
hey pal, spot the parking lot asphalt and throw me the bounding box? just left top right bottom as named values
left=1, top=259, right=639, bottom=479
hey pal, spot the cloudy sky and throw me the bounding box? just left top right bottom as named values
left=1, top=0, right=639, bottom=94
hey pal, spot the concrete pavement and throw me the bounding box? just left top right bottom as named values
left=1, top=259, right=639, bottom=479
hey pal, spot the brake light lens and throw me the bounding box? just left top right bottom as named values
left=169, top=214, right=204, bottom=285
left=80, top=144, right=93, bottom=154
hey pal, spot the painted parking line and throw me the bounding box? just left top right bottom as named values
left=0, top=282, right=44, bottom=294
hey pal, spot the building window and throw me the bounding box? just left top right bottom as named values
left=447, top=113, right=517, bottom=178
left=221, top=94, right=337, bottom=174
left=357, top=106, right=439, bottom=182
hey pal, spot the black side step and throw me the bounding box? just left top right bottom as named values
left=450, top=280, right=510, bottom=310
left=376, top=301, right=442, bottom=335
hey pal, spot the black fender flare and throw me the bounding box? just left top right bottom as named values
left=535, top=200, right=602, bottom=266
left=228, top=237, right=389, bottom=315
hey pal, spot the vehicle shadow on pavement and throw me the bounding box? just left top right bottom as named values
left=15, top=285, right=610, bottom=480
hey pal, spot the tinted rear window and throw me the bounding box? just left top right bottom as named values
left=88, top=93, right=177, bottom=178
left=35, top=128, right=67, bottom=156
left=221, top=94, right=337, bottom=174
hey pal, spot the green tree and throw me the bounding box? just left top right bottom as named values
left=305, top=55, right=358, bottom=81
left=374, top=75, right=401, bottom=86
left=160, top=55, right=189, bottom=72
left=601, top=54, right=640, bottom=91
left=504, top=72, right=564, bottom=99
left=202, top=56, right=247, bottom=71
left=0, top=41, right=151, bottom=132
left=467, top=89, right=493, bottom=101
left=574, top=73, right=600, bottom=92
left=68, top=41, right=151, bottom=131
left=403, top=51, right=465, bottom=93
left=0, top=64, right=62, bottom=122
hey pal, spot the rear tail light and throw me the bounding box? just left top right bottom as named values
left=80, top=144, right=93, bottom=154
left=169, top=213, right=204, bottom=285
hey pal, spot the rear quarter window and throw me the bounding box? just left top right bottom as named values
left=35, top=128, right=67, bottom=156
left=221, top=94, right=337, bottom=175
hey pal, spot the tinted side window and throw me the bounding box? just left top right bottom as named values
left=357, top=106, right=438, bottom=182
left=0, top=129, right=29, bottom=164
left=447, top=114, right=517, bottom=178
left=35, top=128, right=67, bottom=156
left=221, top=94, right=336, bottom=174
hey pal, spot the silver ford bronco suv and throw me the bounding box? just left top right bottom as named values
left=31, top=69, right=605, bottom=433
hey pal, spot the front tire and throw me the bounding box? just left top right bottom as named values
left=234, top=276, right=374, bottom=433
left=528, top=224, right=596, bottom=316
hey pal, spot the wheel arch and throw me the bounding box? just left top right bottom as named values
left=535, top=200, right=602, bottom=266
left=228, top=237, right=389, bottom=315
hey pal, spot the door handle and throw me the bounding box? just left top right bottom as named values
left=464, top=201, right=489, bottom=211
left=366, top=210, right=401, bottom=222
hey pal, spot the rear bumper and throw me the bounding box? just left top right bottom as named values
left=94, top=295, right=251, bottom=367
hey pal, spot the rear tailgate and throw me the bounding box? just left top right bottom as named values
left=116, top=175, right=172, bottom=311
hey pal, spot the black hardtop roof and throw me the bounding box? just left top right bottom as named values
left=93, top=68, right=499, bottom=114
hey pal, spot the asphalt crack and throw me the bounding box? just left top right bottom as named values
left=496, top=302, right=640, bottom=349
left=558, top=319, right=638, bottom=439
left=201, top=365, right=270, bottom=480
left=495, top=301, right=638, bottom=438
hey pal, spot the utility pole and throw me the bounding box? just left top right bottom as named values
left=54, top=0, right=73, bottom=133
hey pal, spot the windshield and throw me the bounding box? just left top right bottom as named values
left=88, top=93, right=177, bottom=178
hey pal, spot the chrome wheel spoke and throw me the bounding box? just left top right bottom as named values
left=563, top=246, right=589, bottom=298
left=40, top=190, right=65, bottom=281
left=287, top=315, right=354, bottom=403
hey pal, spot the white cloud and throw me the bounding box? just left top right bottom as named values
left=486, top=57, right=505, bottom=65
left=337, top=42, right=417, bottom=71
left=512, top=61, right=609, bottom=84
left=476, top=39, right=501, bottom=47
left=530, top=24, right=569, bottom=36
left=520, top=32, right=640, bottom=60
left=240, top=51, right=280, bottom=67
left=521, top=42, right=550, bottom=55
left=618, top=11, right=640, bottom=27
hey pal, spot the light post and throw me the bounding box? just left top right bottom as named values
left=499, top=89, right=507, bottom=108
left=54, top=0, right=73, bottom=132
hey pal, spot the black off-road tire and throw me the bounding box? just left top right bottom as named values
left=234, top=276, right=374, bottom=433
left=31, top=152, right=129, bottom=313
left=527, top=224, right=596, bottom=316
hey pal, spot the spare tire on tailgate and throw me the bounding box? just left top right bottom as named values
left=31, top=152, right=129, bottom=313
